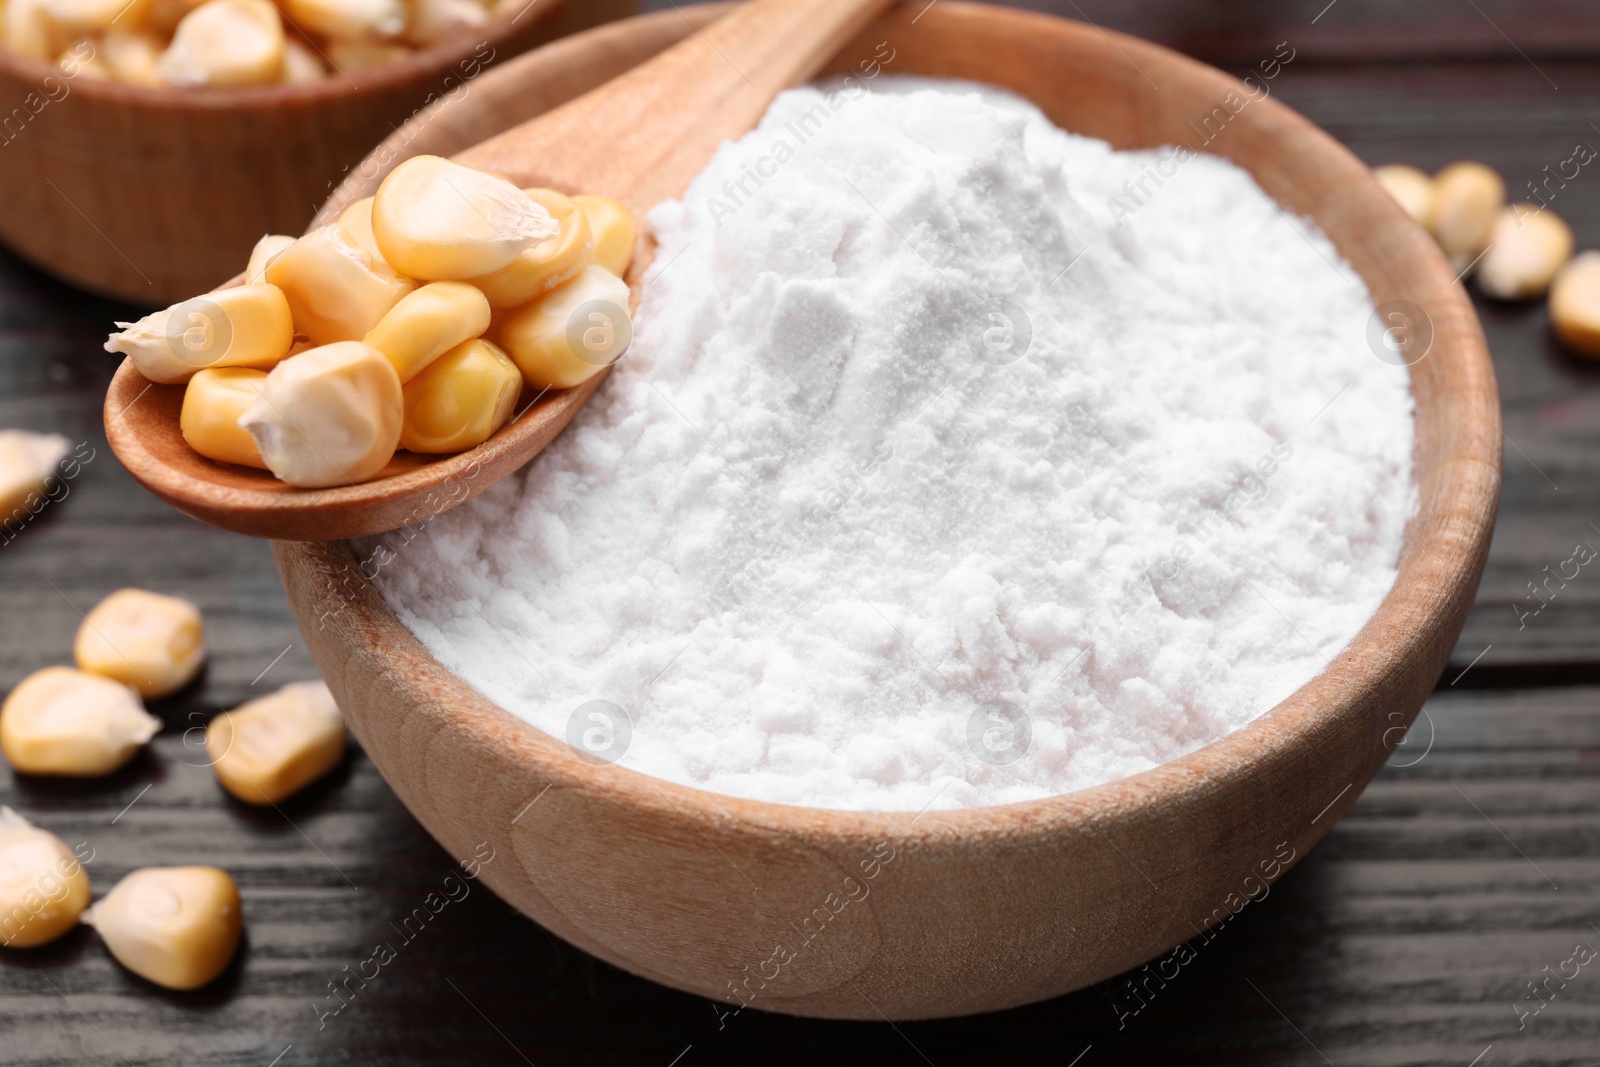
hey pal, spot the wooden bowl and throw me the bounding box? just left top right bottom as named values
left=0, top=0, right=631, bottom=305
left=274, top=3, right=1500, bottom=1020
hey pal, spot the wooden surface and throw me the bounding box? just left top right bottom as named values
left=0, top=0, right=634, bottom=304
left=274, top=0, right=1500, bottom=1022
left=0, top=0, right=1594, bottom=1061
left=103, top=0, right=893, bottom=544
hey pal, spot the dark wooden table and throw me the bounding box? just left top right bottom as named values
left=4, top=2, right=1599, bottom=1064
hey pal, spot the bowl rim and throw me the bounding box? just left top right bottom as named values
left=0, top=4, right=562, bottom=111
left=279, top=0, right=1501, bottom=843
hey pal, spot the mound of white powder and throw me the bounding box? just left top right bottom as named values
left=364, top=78, right=1416, bottom=811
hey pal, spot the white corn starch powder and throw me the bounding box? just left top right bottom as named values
left=365, top=78, right=1416, bottom=811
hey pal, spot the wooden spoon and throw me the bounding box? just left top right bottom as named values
left=104, top=0, right=892, bottom=542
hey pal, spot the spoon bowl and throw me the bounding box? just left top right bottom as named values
left=105, top=0, right=892, bottom=542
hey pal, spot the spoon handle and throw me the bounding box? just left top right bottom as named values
left=459, top=0, right=896, bottom=211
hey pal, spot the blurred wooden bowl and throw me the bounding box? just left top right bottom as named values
left=0, top=0, right=631, bottom=305
left=275, top=3, right=1501, bottom=1020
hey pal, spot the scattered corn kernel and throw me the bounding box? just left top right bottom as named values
left=83, top=866, right=241, bottom=990
left=1, top=667, right=159, bottom=777
left=74, top=587, right=206, bottom=699
left=401, top=338, right=520, bottom=453
left=1430, top=161, right=1505, bottom=273
left=572, top=194, right=637, bottom=277
left=180, top=367, right=269, bottom=469
left=337, top=196, right=384, bottom=261
left=1550, top=251, right=1600, bottom=359
left=99, top=27, right=164, bottom=86
left=282, top=0, right=404, bottom=42
left=105, top=283, right=294, bottom=385
left=405, top=0, right=485, bottom=45
left=1373, top=164, right=1433, bottom=228
left=0, top=807, right=91, bottom=949
left=0, top=430, right=69, bottom=527
left=1478, top=203, right=1573, bottom=301
left=469, top=188, right=594, bottom=308
left=372, top=155, right=558, bottom=281
left=281, top=36, right=326, bottom=84
left=206, top=680, right=345, bottom=804
left=497, top=264, right=632, bottom=390
left=364, top=280, right=492, bottom=382
left=264, top=225, right=414, bottom=346
left=245, top=234, right=294, bottom=284
left=156, top=0, right=285, bottom=88
left=240, top=341, right=403, bottom=487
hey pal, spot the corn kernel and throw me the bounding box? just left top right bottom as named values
left=363, top=280, right=492, bottom=383
left=372, top=155, right=558, bottom=281
left=206, top=680, right=345, bottom=804
left=105, top=283, right=295, bottom=385
left=1550, top=251, right=1600, bottom=359
left=401, top=338, right=520, bottom=453
left=239, top=341, right=403, bottom=487
left=264, top=225, right=415, bottom=346
left=1430, top=162, right=1504, bottom=273
left=0, top=430, right=69, bottom=528
left=181, top=368, right=269, bottom=469
left=281, top=36, right=326, bottom=84
left=283, top=0, right=404, bottom=41
left=325, top=38, right=410, bottom=75
left=1478, top=203, right=1573, bottom=301
left=1, top=667, right=160, bottom=777
left=83, top=867, right=242, bottom=990
left=99, top=27, right=165, bottom=87
left=338, top=196, right=384, bottom=261
left=3, top=0, right=58, bottom=60
left=246, top=234, right=294, bottom=285
left=405, top=0, right=486, bottom=45
left=1373, top=164, right=1433, bottom=228
left=59, top=40, right=111, bottom=78
left=496, top=265, right=632, bottom=390
left=468, top=188, right=594, bottom=308
left=572, top=194, right=636, bottom=277
left=0, top=807, right=91, bottom=949
left=156, top=0, right=285, bottom=88
left=75, top=588, right=205, bottom=699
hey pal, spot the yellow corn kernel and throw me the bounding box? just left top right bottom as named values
left=0, top=807, right=91, bottom=949
left=59, top=40, right=111, bottom=78
left=83, top=867, right=242, bottom=990
left=1478, top=203, right=1573, bottom=301
left=206, top=681, right=345, bottom=804
left=181, top=368, right=269, bottom=469
left=3, top=0, right=59, bottom=61
left=1373, top=164, right=1433, bottom=228
left=324, top=38, right=411, bottom=75
left=1, top=667, right=159, bottom=777
left=1550, top=251, right=1600, bottom=359
left=1430, top=161, right=1504, bottom=273
left=405, top=0, right=486, bottom=44
left=75, top=588, right=206, bottom=699
left=264, top=225, right=415, bottom=346
left=337, top=196, right=383, bottom=260
left=468, top=188, right=594, bottom=308
left=156, top=0, right=285, bottom=88
left=99, top=28, right=165, bottom=87
left=41, top=0, right=148, bottom=36
left=401, top=338, right=520, bottom=453
left=281, top=36, right=326, bottom=84
left=283, top=0, right=404, bottom=40
left=363, top=280, right=492, bottom=383
left=105, top=283, right=295, bottom=385
left=246, top=234, right=294, bottom=284
left=572, top=194, right=637, bottom=277
left=239, top=341, right=402, bottom=487
left=372, top=155, right=558, bottom=281
left=0, top=430, right=69, bottom=527
left=496, top=264, right=632, bottom=390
